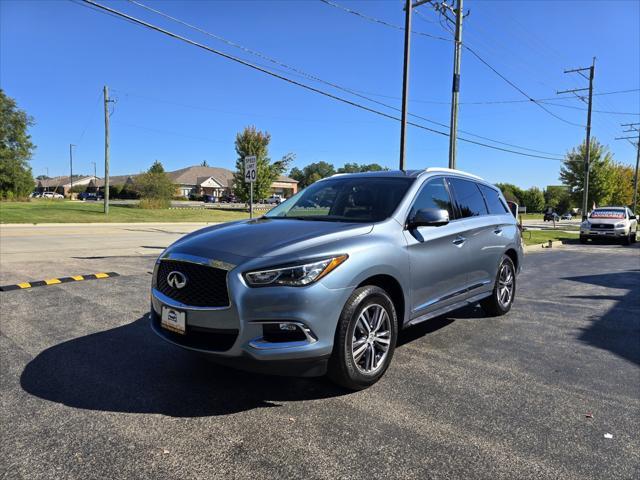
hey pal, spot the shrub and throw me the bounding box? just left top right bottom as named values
left=139, top=198, right=170, bottom=209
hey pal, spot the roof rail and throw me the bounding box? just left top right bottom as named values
left=423, top=167, right=484, bottom=181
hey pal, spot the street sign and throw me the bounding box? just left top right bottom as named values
left=244, top=156, right=257, bottom=183
left=244, top=156, right=257, bottom=219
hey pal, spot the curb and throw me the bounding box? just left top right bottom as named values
left=524, top=240, right=565, bottom=253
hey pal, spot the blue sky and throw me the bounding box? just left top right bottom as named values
left=1, top=0, right=639, bottom=188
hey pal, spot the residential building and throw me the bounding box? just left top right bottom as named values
left=78, top=165, right=298, bottom=199
left=36, top=176, right=94, bottom=196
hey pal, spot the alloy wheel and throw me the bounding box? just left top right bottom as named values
left=351, top=304, right=391, bottom=375
left=497, top=262, right=515, bottom=308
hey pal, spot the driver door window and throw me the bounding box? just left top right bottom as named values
left=408, top=177, right=454, bottom=221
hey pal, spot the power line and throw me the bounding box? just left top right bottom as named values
left=115, top=0, right=563, bottom=157
left=76, top=89, right=103, bottom=144
left=536, top=101, right=639, bottom=116
left=321, top=0, right=584, bottom=128
left=77, top=0, right=564, bottom=161
left=462, top=46, right=584, bottom=127
left=319, top=0, right=451, bottom=42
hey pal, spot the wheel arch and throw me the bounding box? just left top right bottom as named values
left=356, top=274, right=406, bottom=328
left=504, top=248, right=519, bottom=271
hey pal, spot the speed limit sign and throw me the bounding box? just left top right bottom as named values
left=244, top=156, right=257, bottom=183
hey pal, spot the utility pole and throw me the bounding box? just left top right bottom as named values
left=69, top=144, right=76, bottom=197
left=557, top=57, right=595, bottom=220
left=91, top=161, right=97, bottom=188
left=420, top=1, right=467, bottom=169
left=103, top=85, right=112, bottom=214
left=399, top=0, right=431, bottom=171
left=399, top=0, right=413, bottom=171
left=615, top=123, right=640, bottom=215
left=448, top=0, right=463, bottom=170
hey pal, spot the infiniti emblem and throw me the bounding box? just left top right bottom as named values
left=167, top=271, right=187, bottom=289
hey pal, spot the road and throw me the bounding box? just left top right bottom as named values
left=0, top=231, right=638, bottom=479
left=0, top=223, right=208, bottom=273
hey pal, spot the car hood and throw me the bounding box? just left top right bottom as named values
left=168, top=218, right=374, bottom=259
left=588, top=217, right=625, bottom=225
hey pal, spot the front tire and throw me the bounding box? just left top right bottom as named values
left=328, top=286, right=398, bottom=390
left=481, top=255, right=516, bottom=316
left=580, top=235, right=588, bottom=244
left=622, top=233, right=631, bottom=245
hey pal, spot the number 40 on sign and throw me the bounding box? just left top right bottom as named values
left=244, top=156, right=257, bottom=183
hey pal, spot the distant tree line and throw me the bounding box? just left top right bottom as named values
left=289, top=161, right=388, bottom=188
left=496, top=138, right=637, bottom=214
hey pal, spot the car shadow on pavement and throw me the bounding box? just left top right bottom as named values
left=20, top=315, right=348, bottom=417
left=563, top=270, right=640, bottom=366
left=20, top=307, right=462, bottom=417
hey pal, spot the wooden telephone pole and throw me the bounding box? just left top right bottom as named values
left=557, top=58, right=595, bottom=220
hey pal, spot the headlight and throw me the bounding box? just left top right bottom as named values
left=615, top=222, right=625, bottom=228
left=245, top=255, right=348, bottom=287
left=581, top=221, right=590, bottom=228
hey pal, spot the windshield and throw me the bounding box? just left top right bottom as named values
left=589, top=209, right=626, bottom=219
left=265, top=176, right=415, bottom=222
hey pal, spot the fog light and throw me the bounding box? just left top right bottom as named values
left=262, top=323, right=307, bottom=342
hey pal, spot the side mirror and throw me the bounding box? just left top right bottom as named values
left=506, top=201, right=519, bottom=218
left=409, top=208, right=449, bottom=228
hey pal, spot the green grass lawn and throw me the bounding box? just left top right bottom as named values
left=522, top=229, right=579, bottom=246
left=0, top=200, right=250, bottom=224
left=520, top=213, right=544, bottom=220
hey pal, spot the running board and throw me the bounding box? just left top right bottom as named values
left=404, top=291, right=492, bottom=328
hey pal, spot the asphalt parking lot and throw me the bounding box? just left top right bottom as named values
left=1, top=241, right=638, bottom=479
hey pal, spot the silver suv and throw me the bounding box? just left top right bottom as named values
left=151, top=168, right=523, bottom=389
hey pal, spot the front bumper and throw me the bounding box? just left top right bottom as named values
left=580, top=227, right=628, bottom=238
left=150, top=271, right=354, bottom=376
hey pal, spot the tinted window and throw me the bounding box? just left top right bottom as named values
left=448, top=178, right=488, bottom=218
left=265, top=177, right=414, bottom=222
left=479, top=184, right=509, bottom=215
left=408, top=178, right=454, bottom=220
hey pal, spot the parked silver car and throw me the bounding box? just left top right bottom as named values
left=150, top=168, right=523, bottom=389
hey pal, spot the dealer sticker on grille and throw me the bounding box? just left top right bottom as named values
left=161, top=306, right=186, bottom=335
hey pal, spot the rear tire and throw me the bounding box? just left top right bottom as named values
left=328, top=286, right=398, bottom=390
left=481, top=255, right=516, bottom=317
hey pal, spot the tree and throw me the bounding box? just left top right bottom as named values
left=545, top=185, right=573, bottom=213
left=134, top=161, right=175, bottom=208
left=520, top=187, right=545, bottom=212
left=232, top=126, right=294, bottom=201
left=495, top=183, right=524, bottom=205
left=608, top=162, right=635, bottom=207
left=336, top=162, right=388, bottom=174
left=560, top=138, right=615, bottom=209
left=201, top=160, right=209, bottom=167
left=0, top=89, right=35, bottom=199
left=289, top=161, right=335, bottom=188
left=35, top=175, right=50, bottom=180
left=148, top=160, right=165, bottom=174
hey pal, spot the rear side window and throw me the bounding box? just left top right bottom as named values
left=448, top=178, right=488, bottom=218
left=479, top=184, right=509, bottom=215
left=409, top=177, right=454, bottom=220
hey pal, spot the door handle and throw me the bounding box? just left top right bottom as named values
left=493, top=227, right=503, bottom=235
left=453, top=235, right=466, bottom=246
